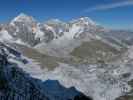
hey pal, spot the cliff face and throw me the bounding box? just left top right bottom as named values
left=0, top=52, right=50, bottom=100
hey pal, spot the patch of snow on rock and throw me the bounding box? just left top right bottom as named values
left=0, top=29, right=13, bottom=42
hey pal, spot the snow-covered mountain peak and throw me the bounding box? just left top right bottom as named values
left=11, top=13, right=36, bottom=24
left=71, top=17, right=96, bottom=26
left=17, top=13, right=28, bottom=18
left=46, top=18, right=67, bottom=25
left=46, top=19, right=64, bottom=24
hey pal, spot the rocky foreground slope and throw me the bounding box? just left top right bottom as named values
left=1, top=42, right=133, bottom=100
left=0, top=43, right=92, bottom=100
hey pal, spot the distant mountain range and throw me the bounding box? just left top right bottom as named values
left=0, top=13, right=132, bottom=46
left=0, top=13, right=133, bottom=60
left=0, top=13, right=133, bottom=100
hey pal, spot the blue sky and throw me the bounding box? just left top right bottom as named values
left=0, top=0, right=133, bottom=30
